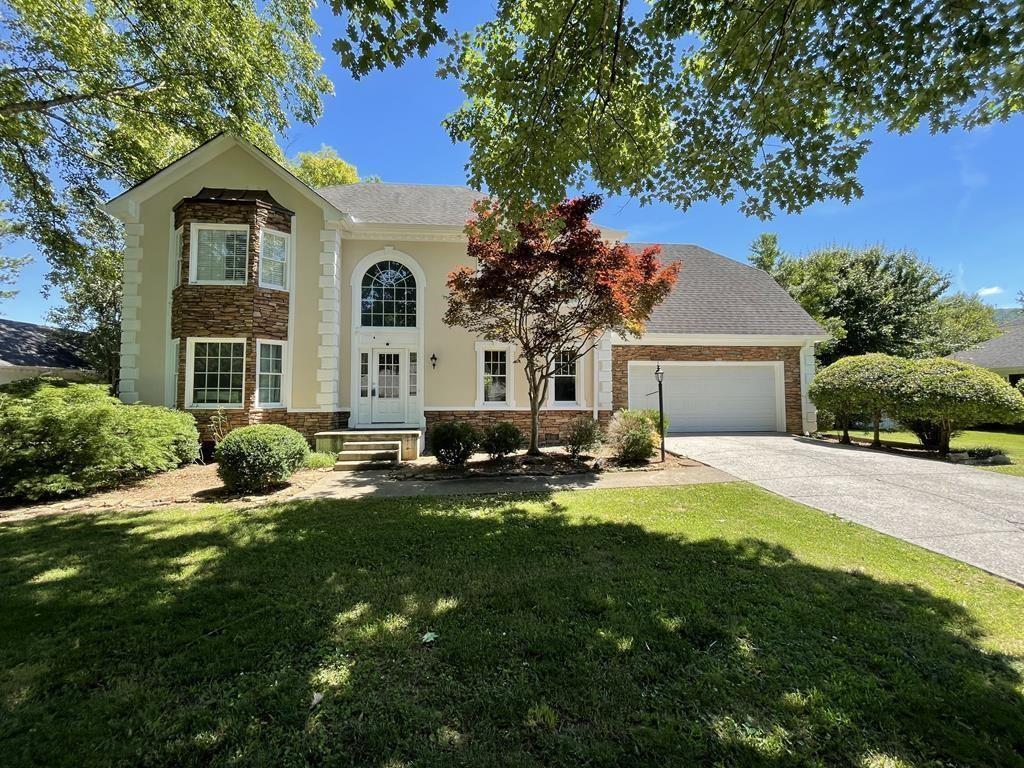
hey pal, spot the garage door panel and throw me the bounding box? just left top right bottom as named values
left=628, top=363, right=781, bottom=433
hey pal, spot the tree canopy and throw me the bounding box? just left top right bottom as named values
left=289, top=146, right=360, bottom=188
left=445, top=195, right=678, bottom=453
left=331, top=0, right=1024, bottom=218
left=918, top=293, right=1001, bottom=358
left=748, top=237, right=955, bottom=364
left=0, top=0, right=331, bottom=273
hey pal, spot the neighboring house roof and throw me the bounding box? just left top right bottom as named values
left=633, top=244, right=826, bottom=337
left=952, top=318, right=1024, bottom=370
left=0, top=318, right=93, bottom=370
left=994, top=307, right=1024, bottom=326
left=317, top=182, right=488, bottom=227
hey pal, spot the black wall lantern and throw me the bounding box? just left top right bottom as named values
left=430, top=353, right=438, bottom=370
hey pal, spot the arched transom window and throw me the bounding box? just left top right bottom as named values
left=360, top=260, right=417, bottom=327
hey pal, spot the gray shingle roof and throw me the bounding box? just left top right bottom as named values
left=952, top=318, right=1024, bottom=370
left=0, top=319, right=92, bottom=370
left=631, top=243, right=825, bottom=336
left=317, top=182, right=487, bottom=227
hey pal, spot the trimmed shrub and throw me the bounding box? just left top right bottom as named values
left=565, top=416, right=603, bottom=459
left=607, top=409, right=657, bottom=462
left=431, top=420, right=481, bottom=467
left=480, top=421, right=524, bottom=460
left=809, top=354, right=912, bottom=446
left=215, top=424, right=310, bottom=493
left=893, top=358, right=1024, bottom=455
left=814, top=407, right=836, bottom=433
left=0, top=378, right=199, bottom=501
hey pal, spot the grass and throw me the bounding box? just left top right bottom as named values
left=828, top=427, right=1024, bottom=477
left=303, top=451, right=338, bottom=470
left=2, top=485, right=1023, bottom=767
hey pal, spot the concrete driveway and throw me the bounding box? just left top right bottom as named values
left=666, top=434, right=1024, bottom=585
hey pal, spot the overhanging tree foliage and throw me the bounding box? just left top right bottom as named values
left=330, top=0, right=1024, bottom=218
left=0, top=0, right=331, bottom=304
left=444, top=195, right=678, bottom=454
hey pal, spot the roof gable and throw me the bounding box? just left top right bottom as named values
left=634, top=244, right=826, bottom=337
left=104, top=134, right=342, bottom=221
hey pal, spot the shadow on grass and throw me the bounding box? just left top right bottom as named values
left=1, top=494, right=1022, bottom=766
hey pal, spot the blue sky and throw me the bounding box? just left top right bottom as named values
left=3, top=6, right=1023, bottom=323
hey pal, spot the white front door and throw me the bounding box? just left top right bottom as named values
left=371, top=350, right=405, bottom=423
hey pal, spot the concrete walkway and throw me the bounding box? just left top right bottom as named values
left=297, top=462, right=732, bottom=502
left=668, top=434, right=1024, bottom=585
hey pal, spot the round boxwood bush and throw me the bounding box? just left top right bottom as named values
left=809, top=354, right=912, bottom=445
left=430, top=420, right=480, bottom=467
left=565, top=416, right=603, bottom=459
left=480, top=421, right=525, bottom=460
left=893, top=358, right=1024, bottom=455
left=215, top=424, right=310, bottom=493
left=607, top=409, right=657, bottom=463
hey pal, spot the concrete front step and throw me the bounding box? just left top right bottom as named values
left=337, top=449, right=399, bottom=462
left=333, top=459, right=397, bottom=471
left=341, top=441, right=402, bottom=452
left=315, top=429, right=421, bottom=461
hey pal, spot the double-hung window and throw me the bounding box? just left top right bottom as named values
left=190, top=224, right=248, bottom=284
left=476, top=343, right=514, bottom=407
left=257, top=341, right=285, bottom=407
left=188, top=339, right=245, bottom=407
left=552, top=351, right=578, bottom=404
left=259, top=229, right=289, bottom=290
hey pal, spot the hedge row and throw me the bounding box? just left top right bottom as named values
left=810, top=355, right=1024, bottom=454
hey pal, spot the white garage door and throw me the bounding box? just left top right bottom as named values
left=627, top=362, right=783, bottom=433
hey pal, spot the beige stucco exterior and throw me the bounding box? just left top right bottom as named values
left=113, top=136, right=595, bottom=435
left=109, top=134, right=821, bottom=443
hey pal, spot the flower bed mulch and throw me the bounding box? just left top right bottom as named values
left=390, top=448, right=699, bottom=481
left=0, top=463, right=332, bottom=523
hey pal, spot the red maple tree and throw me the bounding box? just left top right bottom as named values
left=445, top=195, right=680, bottom=454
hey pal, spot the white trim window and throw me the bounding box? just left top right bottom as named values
left=168, top=338, right=180, bottom=408
left=173, top=227, right=184, bottom=288
left=257, top=340, right=285, bottom=407
left=409, top=352, right=418, bottom=397
left=551, top=350, right=580, bottom=405
left=189, top=223, right=248, bottom=285
left=186, top=338, right=246, bottom=408
left=475, top=342, right=514, bottom=407
left=259, top=229, right=289, bottom=290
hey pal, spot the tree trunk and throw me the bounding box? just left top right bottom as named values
left=938, top=420, right=951, bottom=457
left=528, top=396, right=542, bottom=455
left=871, top=411, right=881, bottom=448
left=840, top=414, right=851, bottom=444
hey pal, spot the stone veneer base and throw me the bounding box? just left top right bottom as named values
left=188, top=409, right=350, bottom=444
left=424, top=409, right=613, bottom=448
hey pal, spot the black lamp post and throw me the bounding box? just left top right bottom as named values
left=654, top=363, right=665, bottom=463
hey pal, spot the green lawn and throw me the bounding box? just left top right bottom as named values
left=828, top=428, right=1024, bottom=477
left=2, top=486, right=1023, bottom=767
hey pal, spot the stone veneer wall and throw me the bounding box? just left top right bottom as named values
left=170, top=198, right=340, bottom=442
left=425, top=409, right=612, bottom=448
left=611, top=345, right=804, bottom=433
